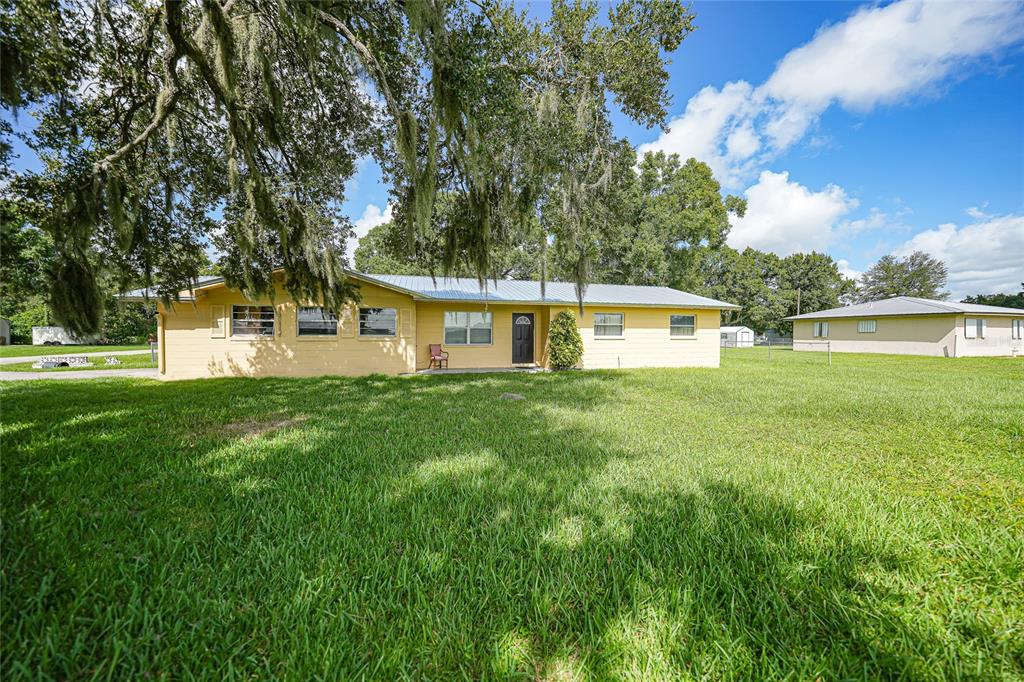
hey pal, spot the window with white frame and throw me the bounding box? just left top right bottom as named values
left=857, top=319, right=876, bottom=333
left=594, top=312, right=624, bottom=337
left=670, top=314, right=696, bottom=337
left=231, top=305, right=275, bottom=337
left=964, top=317, right=986, bottom=339
left=813, top=321, right=829, bottom=338
left=443, top=311, right=492, bottom=345
left=297, top=306, right=338, bottom=336
left=358, top=307, right=397, bottom=336
left=1014, top=319, right=1024, bottom=340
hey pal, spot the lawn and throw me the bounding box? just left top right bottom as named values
left=0, top=344, right=149, bottom=358
left=2, top=349, right=1021, bottom=679
left=0, top=353, right=157, bottom=372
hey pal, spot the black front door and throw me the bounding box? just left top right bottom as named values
left=512, top=313, right=535, bottom=364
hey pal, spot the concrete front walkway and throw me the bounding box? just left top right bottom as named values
left=0, top=368, right=158, bottom=381
left=0, top=349, right=153, bottom=365
left=410, top=366, right=547, bottom=375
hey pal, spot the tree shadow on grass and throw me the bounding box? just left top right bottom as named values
left=1, top=372, right=1016, bottom=679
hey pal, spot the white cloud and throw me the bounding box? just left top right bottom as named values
left=836, top=259, right=862, bottom=282
left=347, top=202, right=393, bottom=261
left=638, top=0, right=1024, bottom=186
left=727, top=171, right=858, bottom=255
left=895, top=213, right=1024, bottom=299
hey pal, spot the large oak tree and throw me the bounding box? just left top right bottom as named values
left=1, top=0, right=693, bottom=334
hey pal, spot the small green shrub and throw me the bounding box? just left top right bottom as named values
left=8, top=304, right=49, bottom=344
left=548, top=310, right=584, bottom=370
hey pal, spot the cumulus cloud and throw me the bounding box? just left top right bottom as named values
left=346, top=203, right=393, bottom=261
left=836, top=259, right=862, bottom=282
left=638, top=0, right=1024, bottom=186
left=895, top=213, right=1024, bottom=299
left=727, top=171, right=858, bottom=255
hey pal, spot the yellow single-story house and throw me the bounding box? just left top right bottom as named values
left=126, top=272, right=739, bottom=380
left=787, top=296, right=1024, bottom=357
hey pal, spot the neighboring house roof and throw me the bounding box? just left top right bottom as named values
left=123, top=271, right=739, bottom=309
left=785, top=296, right=1024, bottom=321
left=720, top=326, right=753, bottom=333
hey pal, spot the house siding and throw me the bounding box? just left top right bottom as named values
left=549, top=306, right=721, bottom=369
left=793, top=313, right=1024, bottom=357
left=158, top=280, right=417, bottom=380
left=415, top=302, right=549, bottom=370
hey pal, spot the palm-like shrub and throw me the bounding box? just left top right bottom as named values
left=548, top=311, right=584, bottom=370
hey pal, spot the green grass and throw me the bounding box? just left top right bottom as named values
left=2, top=349, right=1022, bottom=679
left=0, top=344, right=149, bottom=358
left=0, top=353, right=157, bottom=372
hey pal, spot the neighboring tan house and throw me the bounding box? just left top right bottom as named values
left=124, top=272, right=738, bottom=380
left=720, top=325, right=754, bottom=348
left=787, top=296, right=1024, bottom=358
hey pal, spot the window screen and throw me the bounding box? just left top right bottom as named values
left=857, top=320, right=876, bottom=333
left=594, top=313, right=624, bottom=337
left=297, top=307, right=338, bottom=336
left=670, top=314, right=696, bottom=337
left=232, top=305, right=275, bottom=336
left=358, top=308, right=397, bottom=336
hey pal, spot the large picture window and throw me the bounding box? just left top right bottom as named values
left=358, top=307, right=397, bottom=336
left=297, top=307, right=338, bottom=336
left=444, top=312, right=492, bottom=345
left=964, top=317, right=986, bottom=339
left=232, top=305, right=275, bottom=337
left=670, top=314, right=696, bottom=337
left=594, top=313, right=624, bottom=337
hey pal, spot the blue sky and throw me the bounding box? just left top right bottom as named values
left=5, top=1, right=1023, bottom=298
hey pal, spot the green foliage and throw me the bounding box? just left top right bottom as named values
left=4, top=0, right=694, bottom=335
left=698, top=247, right=855, bottom=333
left=8, top=303, right=48, bottom=343
left=3, top=352, right=1022, bottom=677
left=102, top=300, right=156, bottom=344
left=547, top=310, right=584, bottom=370
left=858, top=251, right=948, bottom=302
left=961, top=285, right=1024, bottom=309
left=354, top=195, right=542, bottom=279
left=0, top=201, right=54, bottom=315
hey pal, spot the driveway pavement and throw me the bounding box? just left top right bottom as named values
left=0, top=368, right=159, bottom=381
left=0, top=349, right=153, bottom=366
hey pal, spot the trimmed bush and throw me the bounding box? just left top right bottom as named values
left=548, top=310, right=584, bottom=370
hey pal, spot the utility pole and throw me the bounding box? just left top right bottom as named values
left=796, top=288, right=801, bottom=316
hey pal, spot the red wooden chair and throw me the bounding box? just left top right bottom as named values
left=428, top=344, right=449, bottom=369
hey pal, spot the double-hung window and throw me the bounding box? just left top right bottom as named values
left=443, top=312, right=492, bottom=345
left=594, top=313, right=624, bottom=338
left=813, top=321, right=829, bottom=338
left=359, top=307, right=397, bottom=337
left=964, top=317, right=986, bottom=339
left=670, top=314, right=696, bottom=338
left=232, top=305, right=275, bottom=337
left=1013, top=319, right=1024, bottom=340
left=297, top=307, right=338, bottom=336
left=857, top=319, right=876, bottom=333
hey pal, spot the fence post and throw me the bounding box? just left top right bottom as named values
left=768, top=337, right=772, bottom=360
left=151, top=341, right=157, bottom=363
left=828, top=341, right=832, bottom=366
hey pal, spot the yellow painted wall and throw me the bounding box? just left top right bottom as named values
left=159, top=279, right=417, bottom=380
left=415, top=302, right=548, bottom=370
left=548, top=306, right=722, bottom=369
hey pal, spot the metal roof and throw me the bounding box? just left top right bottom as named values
left=362, top=274, right=739, bottom=308
left=121, top=276, right=223, bottom=301
left=720, top=326, right=753, bottom=333
left=785, top=296, right=1024, bottom=320
left=121, top=271, right=738, bottom=309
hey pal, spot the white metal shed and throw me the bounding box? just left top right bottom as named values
left=720, top=325, right=754, bottom=348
